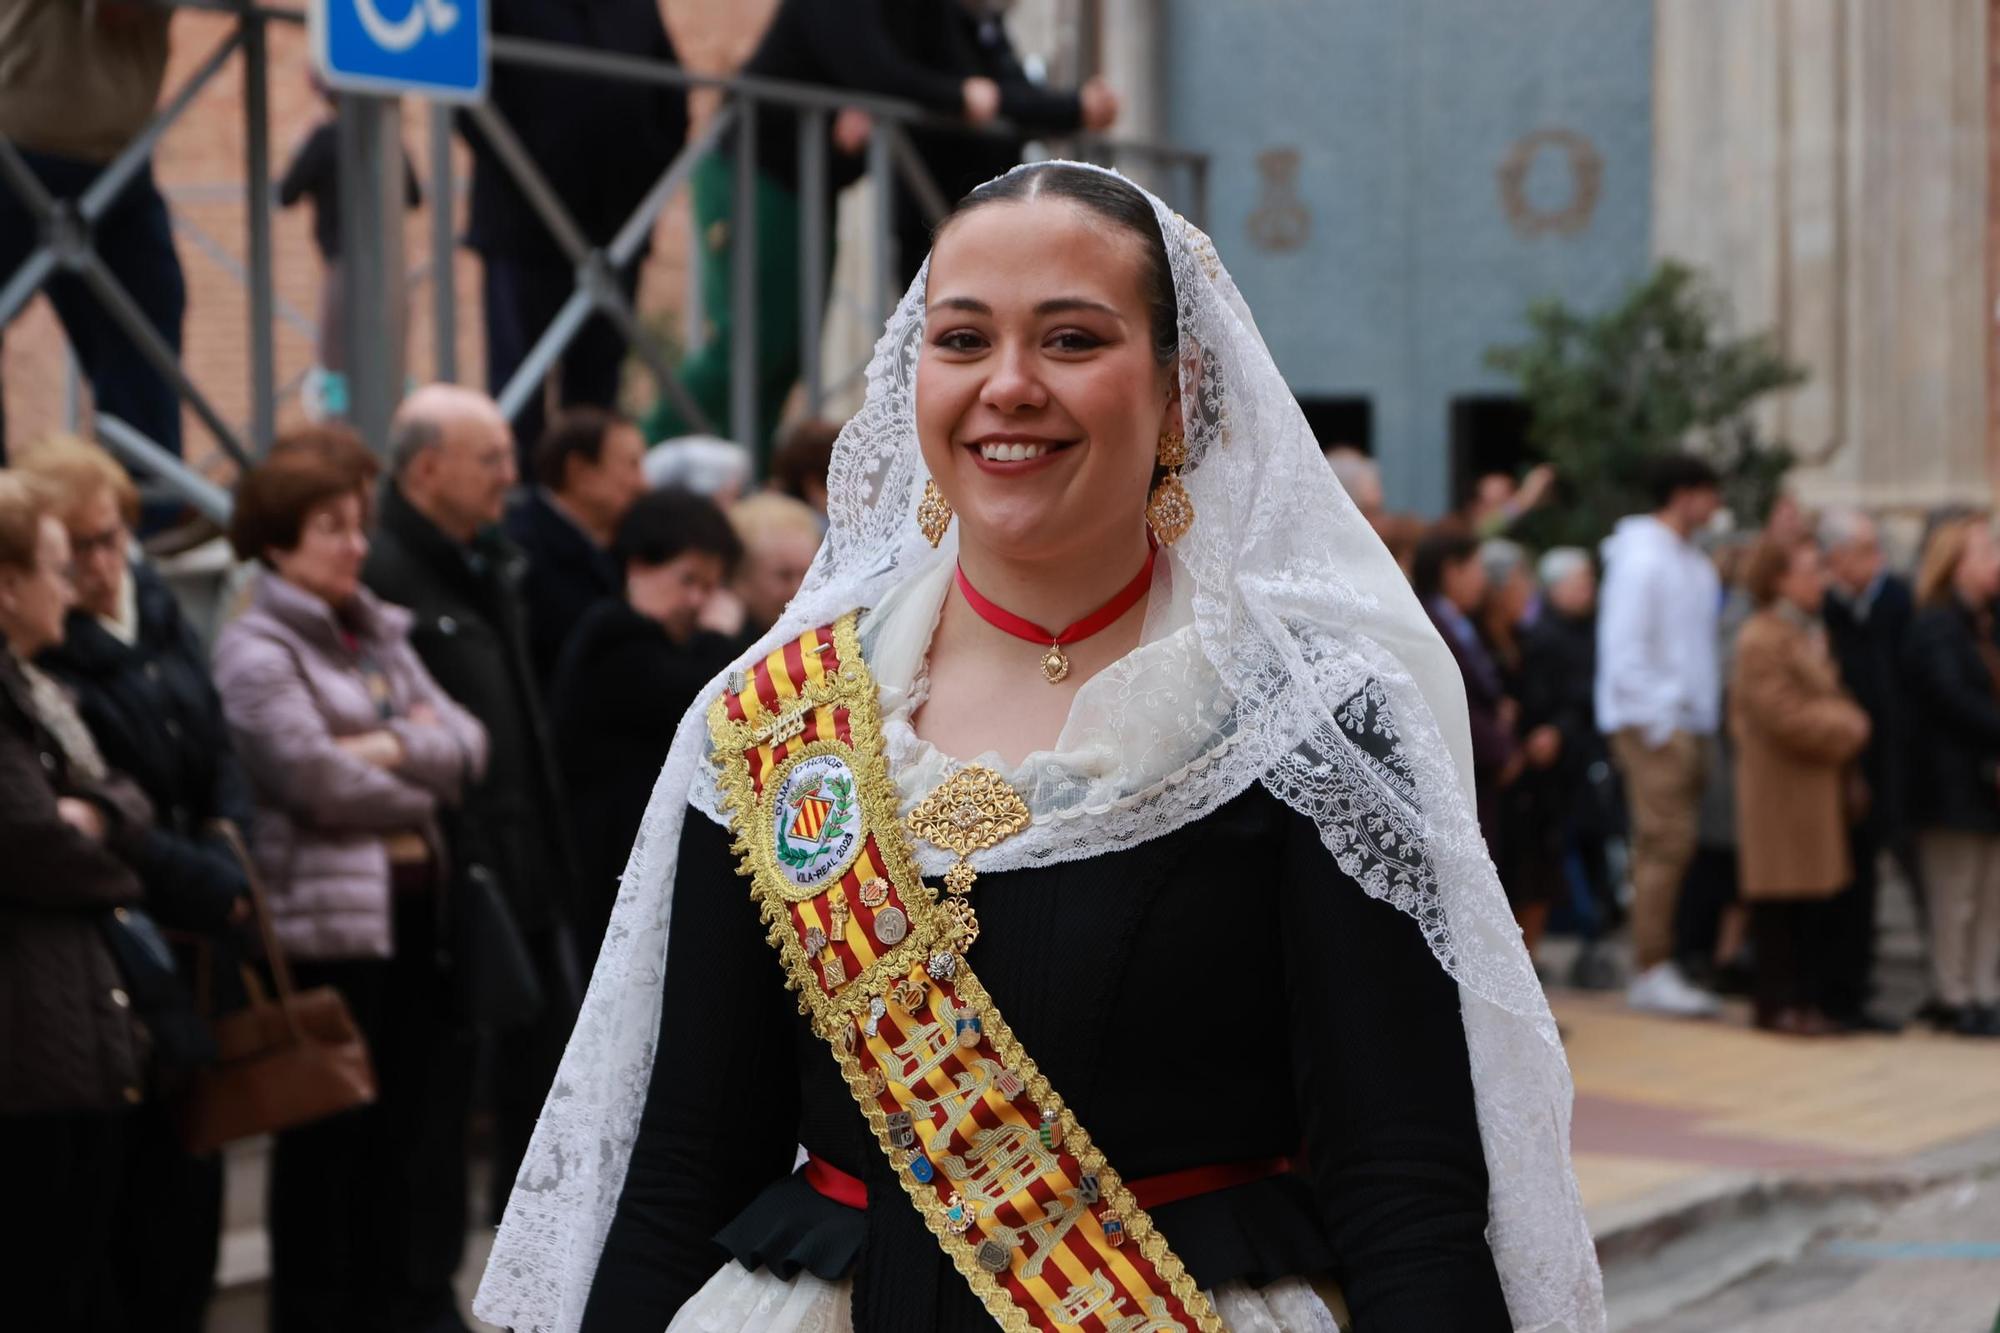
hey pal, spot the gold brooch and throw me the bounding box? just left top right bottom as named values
left=905, top=766, right=1031, bottom=897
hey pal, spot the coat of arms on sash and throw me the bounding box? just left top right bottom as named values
left=771, top=753, right=862, bottom=890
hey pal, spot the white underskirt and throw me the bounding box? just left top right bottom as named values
left=665, top=1261, right=1345, bottom=1332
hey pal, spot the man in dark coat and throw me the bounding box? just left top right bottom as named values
left=550, top=488, right=742, bottom=967
left=503, top=407, right=646, bottom=692
left=363, top=384, right=583, bottom=1219
left=460, top=0, right=689, bottom=470
left=1820, top=508, right=1914, bottom=1030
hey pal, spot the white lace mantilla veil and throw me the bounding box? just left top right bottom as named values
left=475, top=162, right=1605, bottom=1333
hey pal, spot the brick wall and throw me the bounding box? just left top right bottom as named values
left=0, top=0, right=774, bottom=479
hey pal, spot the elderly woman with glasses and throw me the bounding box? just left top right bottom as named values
left=0, top=469, right=158, bottom=1330
left=17, top=434, right=256, bottom=1331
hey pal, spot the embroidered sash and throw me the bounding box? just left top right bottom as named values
left=707, top=615, right=1224, bottom=1333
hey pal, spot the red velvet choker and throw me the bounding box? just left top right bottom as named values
left=953, top=543, right=1158, bottom=684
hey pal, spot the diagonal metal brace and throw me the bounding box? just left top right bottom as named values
left=94, top=414, right=234, bottom=524
left=1, top=23, right=242, bottom=324
left=0, top=22, right=248, bottom=452
left=464, top=102, right=593, bottom=269
left=76, top=249, right=250, bottom=466
left=884, top=122, right=949, bottom=227
left=480, top=102, right=726, bottom=435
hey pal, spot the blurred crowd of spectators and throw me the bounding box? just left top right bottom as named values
left=1, top=400, right=830, bottom=1331
left=1337, top=441, right=2000, bottom=1046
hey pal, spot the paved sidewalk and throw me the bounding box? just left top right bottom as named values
left=1556, top=989, right=2000, bottom=1233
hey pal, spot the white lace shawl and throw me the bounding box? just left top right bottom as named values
left=474, top=163, right=1605, bottom=1333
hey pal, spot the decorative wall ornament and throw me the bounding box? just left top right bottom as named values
left=1497, top=127, right=1603, bottom=237
left=1246, top=147, right=1310, bottom=252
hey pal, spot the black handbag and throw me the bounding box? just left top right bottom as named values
left=450, top=860, right=545, bottom=1030
left=99, top=903, right=219, bottom=1078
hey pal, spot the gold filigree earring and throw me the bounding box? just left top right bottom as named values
left=918, top=478, right=953, bottom=547
left=1146, top=424, right=1195, bottom=545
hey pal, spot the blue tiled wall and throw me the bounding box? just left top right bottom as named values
left=1163, top=0, right=1654, bottom=512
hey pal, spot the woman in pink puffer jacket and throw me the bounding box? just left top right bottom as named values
left=213, top=442, right=486, bottom=960
left=210, top=430, right=488, bottom=1332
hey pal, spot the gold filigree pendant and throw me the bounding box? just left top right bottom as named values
left=1146, top=471, right=1196, bottom=546
left=1040, top=643, right=1070, bottom=684
left=905, top=766, right=1033, bottom=899
left=918, top=479, right=953, bottom=547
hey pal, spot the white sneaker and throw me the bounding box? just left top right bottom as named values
left=1626, top=961, right=1722, bottom=1018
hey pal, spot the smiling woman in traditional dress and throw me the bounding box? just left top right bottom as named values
left=476, top=164, right=1604, bottom=1333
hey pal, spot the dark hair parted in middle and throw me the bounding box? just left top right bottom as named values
left=938, top=165, right=1179, bottom=368
left=613, top=486, right=744, bottom=580
left=534, top=407, right=632, bottom=492
left=229, top=425, right=378, bottom=564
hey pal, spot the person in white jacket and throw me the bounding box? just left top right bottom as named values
left=1597, top=454, right=1725, bottom=1016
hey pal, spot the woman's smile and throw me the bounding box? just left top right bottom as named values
left=965, top=431, right=1081, bottom=473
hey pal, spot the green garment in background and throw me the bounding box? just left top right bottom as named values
left=644, top=152, right=806, bottom=464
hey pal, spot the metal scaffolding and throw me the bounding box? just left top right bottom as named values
left=0, top=0, right=1208, bottom=515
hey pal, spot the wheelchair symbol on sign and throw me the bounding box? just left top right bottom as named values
left=355, top=0, right=459, bottom=52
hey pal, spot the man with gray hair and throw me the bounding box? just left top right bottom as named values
left=1323, top=445, right=1384, bottom=524
left=1819, top=505, right=1916, bottom=1031
left=364, top=383, right=586, bottom=1217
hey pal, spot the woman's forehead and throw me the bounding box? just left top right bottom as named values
left=927, top=198, right=1148, bottom=310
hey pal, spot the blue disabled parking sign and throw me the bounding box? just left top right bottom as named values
left=311, top=0, right=488, bottom=102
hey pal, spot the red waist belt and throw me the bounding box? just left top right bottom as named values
left=804, top=1151, right=1295, bottom=1213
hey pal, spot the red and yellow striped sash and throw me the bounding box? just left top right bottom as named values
left=707, top=615, right=1224, bottom=1333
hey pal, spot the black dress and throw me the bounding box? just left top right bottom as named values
left=583, top=783, right=1511, bottom=1332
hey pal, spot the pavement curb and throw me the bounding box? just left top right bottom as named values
left=1597, top=1125, right=2000, bottom=1329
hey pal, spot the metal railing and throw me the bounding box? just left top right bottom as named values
left=0, top=0, right=1208, bottom=516
left=0, top=18, right=270, bottom=467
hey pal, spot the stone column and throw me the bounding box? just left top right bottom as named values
left=1097, top=0, right=1168, bottom=187
left=1989, top=0, right=2000, bottom=496
left=1653, top=0, right=1990, bottom=512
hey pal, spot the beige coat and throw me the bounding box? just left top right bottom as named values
left=0, top=2, right=170, bottom=164
left=1730, top=608, right=1871, bottom=900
